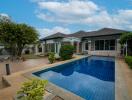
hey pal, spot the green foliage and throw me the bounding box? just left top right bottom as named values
left=48, top=52, right=55, bottom=63
left=17, top=78, right=48, bottom=100
left=120, top=32, right=132, bottom=44
left=59, top=45, right=75, bottom=60
left=125, top=56, right=132, bottom=69
left=0, top=21, right=39, bottom=56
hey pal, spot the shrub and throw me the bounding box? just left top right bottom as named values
left=59, top=45, right=75, bottom=60
left=48, top=52, right=55, bottom=63
left=17, top=78, right=48, bottom=100
left=125, top=56, right=132, bottom=69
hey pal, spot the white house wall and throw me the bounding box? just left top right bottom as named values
left=88, top=51, right=117, bottom=56
left=82, top=35, right=121, bottom=57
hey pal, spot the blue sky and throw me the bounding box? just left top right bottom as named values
left=0, top=0, right=132, bottom=38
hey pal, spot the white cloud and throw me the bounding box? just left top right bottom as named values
left=34, top=0, right=132, bottom=31
left=38, top=0, right=99, bottom=16
left=37, top=26, right=71, bottom=38
left=36, top=0, right=100, bottom=23
left=0, top=13, right=10, bottom=18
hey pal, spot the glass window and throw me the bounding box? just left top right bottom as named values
left=110, top=40, right=115, bottom=50
left=39, top=47, right=42, bottom=52
left=100, top=40, right=104, bottom=50
left=85, top=42, right=89, bottom=50
left=95, top=40, right=99, bottom=50
left=95, top=40, right=104, bottom=50
left=105, top=40, right=109, bottom=50
left=51, top=44, right=55, bottom=52
left=95, top=39, right=115, bottom=50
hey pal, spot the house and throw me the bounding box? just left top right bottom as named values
left=35, top=28, right=127, bottom=57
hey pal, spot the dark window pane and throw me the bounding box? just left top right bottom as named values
left=110, top=40, right=115, bottom=50
left=85, top=42, right=89, bottom=50
left=51, top=44, right=55, bottom=52
left=110, top=40, right=115, bottom=46
left=39, top=47, right=42, bottom=52
left=95, top=40, right=99, bottom=50
left=110, top=46, right=115, bottom=50
left=100, top=40, right=104, bottom=50
left=105, top=40, right=109, bottom=50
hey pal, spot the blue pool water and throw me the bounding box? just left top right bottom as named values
left=33, top=56, right=115, bottom=100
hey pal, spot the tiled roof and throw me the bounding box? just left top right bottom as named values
left=40, top=32, right=66, bottom=41
left=83, top=28, right=126, bottom=37
left=41, top=28, right=127, bottom=40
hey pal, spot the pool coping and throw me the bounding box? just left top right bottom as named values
left=23, top=56, right=89, bottom=100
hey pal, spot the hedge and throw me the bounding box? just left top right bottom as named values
left=125, top=56, right=132, bottom=69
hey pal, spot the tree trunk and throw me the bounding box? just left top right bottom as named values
left=17, top=45, right=24, bottom=57
left=10, top=44, right=17, bottom=61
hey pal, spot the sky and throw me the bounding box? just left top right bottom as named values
left=0, top=0, right=132, bottom=38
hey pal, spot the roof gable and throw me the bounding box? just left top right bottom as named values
left=40, top=32, right=66, bottom=41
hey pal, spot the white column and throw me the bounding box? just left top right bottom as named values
left=88, top=41, right=91, bottom=51
left=71, top=41, right=74, bottom=45
left=55, top=43, right=56, bottom=53
left=58, top=42, right=61, bottom=54
left=77, top=42, right=80, bottom=54
left=82, top=42, right=84, bottom=52
left=35, top=44, right=38, bottom=55
left=117, top=39, right=121, bottom=56
left=41, top=43, right=44, bottom=54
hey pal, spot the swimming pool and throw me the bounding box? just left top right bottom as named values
left=33, top=56, right=115, bottom=100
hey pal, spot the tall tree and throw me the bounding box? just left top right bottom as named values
left=15, top=24, right=39, bottom=56
left=0, top=17, right=39, bottom=57
left=0, top=22, right=17, bottom=56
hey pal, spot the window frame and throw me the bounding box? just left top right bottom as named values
left=84, top=42, right=89, bottom=51
left=94, top=39, right=116, bottom=51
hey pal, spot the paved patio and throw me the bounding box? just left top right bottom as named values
left=116, top=58, right=132, bottom=100
left=0, top=58, right=49, bottom=88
